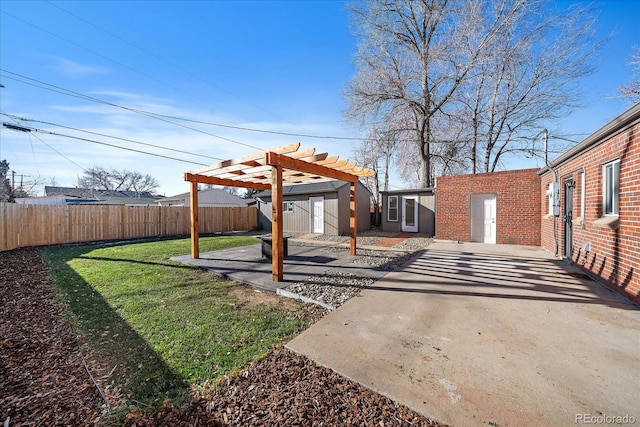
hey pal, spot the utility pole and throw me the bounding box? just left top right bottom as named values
left=10, top=170, right=29, bottom=191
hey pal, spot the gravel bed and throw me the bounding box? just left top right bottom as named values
left=284, top=244, right=425, bottom=309
left=286, top=271, right=375, bottom=309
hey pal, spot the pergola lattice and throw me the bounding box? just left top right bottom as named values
left=184, top=143, right=375, bottom=282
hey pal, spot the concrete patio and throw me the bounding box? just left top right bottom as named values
left=287, top=241, right=640, bottom=426
left=171, top=237, right=405, bottom=293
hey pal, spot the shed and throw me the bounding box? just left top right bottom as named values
left=380, top=188, right=435, bottom=235
left=435, top=169, right=541, bottom=245
left=254, top=180, right=371, bottom=235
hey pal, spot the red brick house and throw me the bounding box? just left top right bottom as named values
left=436, top=168, right=541, bottom=246
left=539, top=102, right=640, bottom=305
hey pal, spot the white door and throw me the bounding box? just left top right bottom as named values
left=401, top=196, right=419, bottom=232
left=470, top=194, right=496, bottom=243
left=309, top=197, right=324, bottom=233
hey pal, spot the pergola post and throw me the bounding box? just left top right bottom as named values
left=189, top=179, right=199, bottom=259
left=268, top=152, right=284, bottom=282
left=350, top=180, right=357, bottom=256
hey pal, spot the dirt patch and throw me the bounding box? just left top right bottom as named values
left=227, top=284, right=293, bottom=308
left=0, top=247, right=104, bottom=426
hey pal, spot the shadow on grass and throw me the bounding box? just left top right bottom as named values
left=76, top=255, right=198, bottom=270
left=42, top=245, right=189, bottom=418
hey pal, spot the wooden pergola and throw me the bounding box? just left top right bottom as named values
left=184, top=143, right=375, bottom=282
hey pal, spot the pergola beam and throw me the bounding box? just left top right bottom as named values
left=265, top=152, right=364, bottom=183
left=184, top=172, right=270, bottom=190
left=188, top=142, right=301, bottom=175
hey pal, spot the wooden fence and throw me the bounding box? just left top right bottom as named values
left=0, top=203, right=258, bottom=252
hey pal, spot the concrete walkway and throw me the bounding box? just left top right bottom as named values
left=287, top=241, right=640, bottom=427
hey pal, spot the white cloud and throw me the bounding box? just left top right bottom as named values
left=51, top=58, right=109, bottom=76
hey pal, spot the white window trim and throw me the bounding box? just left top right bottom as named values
left=602, top=159, right=620, bottom=217
left=387, top=195, right=399, bottom=222
left=283, top=201, right=294, bottom=213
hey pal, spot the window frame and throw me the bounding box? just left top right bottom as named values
left=387, top=195, right=399, bottom=222
left=283, top=201, right=294, bottom=213
left=602, top=159, right=620, bottom=216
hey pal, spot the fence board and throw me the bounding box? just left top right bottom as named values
left=0, top=203, right=258, bottom=252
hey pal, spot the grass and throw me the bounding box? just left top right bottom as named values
left=42, top=235, right=318, bottom=417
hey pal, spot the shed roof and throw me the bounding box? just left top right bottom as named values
left=159, top=188, right=247, bottom=205
left=254, top=180, right=370, bottom=198
left=380, top=187, right=435, bottom=195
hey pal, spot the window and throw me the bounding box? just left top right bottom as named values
left=602, top=160, right=620, bottom=216
left=387, top=196, right=398, bottom=222
left=283, top=201, right=294, bottom=213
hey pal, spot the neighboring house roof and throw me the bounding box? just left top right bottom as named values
left=43, top=186, right=158, bottom=205
left=254, top=180, right=371, bottom=198
left=158, top=188, right=248, bottom=206
left=45, top=186, right=156, bottom=199
left=539, top=102, right=640, bottom=174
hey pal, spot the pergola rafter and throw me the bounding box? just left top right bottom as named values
left=184, top=143, right=375, bottom=282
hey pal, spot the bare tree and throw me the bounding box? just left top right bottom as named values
left=346, top=0, right=602, bottom=184
left=353, top=125, right=397, bottom=226
left=76, top=167, right=159, bottom=194
left=394, top=138, right=421, bottom=187
left=0, top=160, right=45, bottom=201
left=0, top=160, right=12, bottom=202
left=620, top=46, right=640, bottom=102
left=76, top=166, right=112, bottom=190
left=346, top=0, right=520, bottom=187
left=127, top=171, right=159, bottom=197
left=460, top=1, right=601, bottom=173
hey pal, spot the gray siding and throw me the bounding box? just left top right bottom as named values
left=256, top=181, right=371, bottom=235
left=258, top=192, right=341, bottom=235
left=381, top=190, right=435, bottom=235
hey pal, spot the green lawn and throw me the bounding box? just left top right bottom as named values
left=42, top=236, right=317, bottom=416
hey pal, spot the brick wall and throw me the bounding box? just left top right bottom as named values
left=436, top=168, right=541, bottom=246
left=540, top=122, right=639, bottom=305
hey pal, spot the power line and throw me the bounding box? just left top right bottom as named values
left=1, top=122, right=209, bottom=166
left=0, top=69, right=262, bottom=150
left=0, top=68, right=366, bottom=143
left=1, top=113, right=224, bottom=162
left=0, top=110, right=86, bottom=171
left=30, top=132, right=87, bottom=172
left=0, top=71, right=586, bottom=148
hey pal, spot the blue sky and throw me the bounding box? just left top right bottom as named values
left=1, top=0, right=638, bottom=197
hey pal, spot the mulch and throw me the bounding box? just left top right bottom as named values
left=1, top=246, right=444, bottom=427
left=0, top=247, right=104, bottom=426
